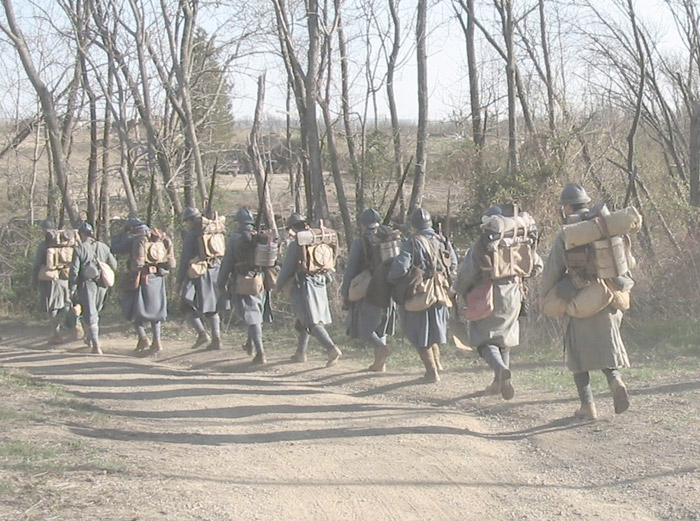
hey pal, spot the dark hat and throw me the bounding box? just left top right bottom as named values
left=234, top=208, right=255, bottom=225
left=409, top=208, right=432, bottom=230
left=182, top=207, right=202, bottom=222
left=484, top=205, right=502, bottom=217
left=78, top=222, right=94, bottom=237
left=559, top=183, right=591, bottom=206
left=132, top=224, right=151, bottom=236
left=360, top=208, right=381, bottom=229
left=39, top=218, right=55, bottom=231
left=285, top=212, right=306, bottom=229
left=125, top=216, right=143, bottom=229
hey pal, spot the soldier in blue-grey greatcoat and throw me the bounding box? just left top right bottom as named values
left=32, top=219, right=82, bottom=344
left=218, top=208, right=268, bottom=365
left=176, top=207, right=223, bottom=350
left=541, top=183, right=632, bottom=420
left=271, top=213, right=342, bottom=367
left=69, top=222, right=117, bottom=354
left=112, top=218, right=173, bottom=353
left=452, top=204, right=543, bottom=400
left=340, top=208, right=396, bottom=372
left=388, top=208, right=457, bottom=382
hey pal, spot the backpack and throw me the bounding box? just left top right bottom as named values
left=131, top=229, right=175, bottom=271
left=296, top=222, right=338, bottom=274
left=362, top=225, right=401, bottom=272
left=199, top=213, right=226, bottom=260
left=562, top=205, right=640, bottom=280
left=45, top=229, right=80, bottom=275
left=392, top=234, right=451, bottom=309
left=479, top=211, right=538, bottom=280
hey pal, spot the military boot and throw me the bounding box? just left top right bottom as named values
left=73, top=323, right=84, bottom=341
left=432, top=344, right=444, bottom=372
left=499, top=367, right=515, bottom=400
left=484, top=377, right=500, bottom=395
left=326, top=346, right=342, bottom=367
left=134, top=336, right=150, bottom=353
left=150, top=339, right=163, bottom=353
left=91, top=343, right=103, bottom=355
left=368, top=345, right=391, bottom=372
left=574, top=402, right=598, bottom=420
left=251, top=351, right=267, bottom=365
left=48, top=327, right=63, bottom=345
left=290, top=351, right=307, bottom=363
left=206, top=337, right=221, bottom=351
left=242, top=341, right=254, bottom=356
left=609, top=375, right=630, bottom=414
left=191, top=332, right=210, bottom=349
left=419, top=348, right=440, bottom=383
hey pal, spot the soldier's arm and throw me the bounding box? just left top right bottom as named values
left=340, top=238, right=363, bottom=299
left=32, top=242, right=45, bottom=286
left=274, top=241, right=300, bottom=291
left=531, top=252, right=545, bottom=278
left=387, top=238, right=414, bottom=283
left=217, top=235, right=236, bottom=290
left=68, top=245, right=82, bottom=287
left=104, top=246, right=118, bottom=271
left=452, top=244, right=482, bottom=295
left=176, top=231, right=196, bottom=285
left=540, top=234, right=567, bottom=296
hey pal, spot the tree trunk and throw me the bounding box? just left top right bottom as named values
left=409, top=0, right=428, bottom=213
left=335, top=0, right=360, bottom=220
left=248, top=74, right=278, bottom=234
left=0, top=0, right=80, bottom=225
left=387, top=0, right=405, bottom=222
left=690, top=102, right=700, bottom=206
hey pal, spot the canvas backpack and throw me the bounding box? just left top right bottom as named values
left=199, top=213, right=227, bottom=260
left=296, top=222, right=338, bottom=274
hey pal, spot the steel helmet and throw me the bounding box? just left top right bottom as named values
left=234, top=208, right=255, bottom=225
left=285, top=212, right=306, bottom=229
left=409, top=208, right=432, bottom=230
left=39, top=218, right=55, bottom=231
left=182, top=207, right=202, bottom=222
left=359, top=208, right=381, bottom=229
left=125, top=216, right=143, bottom=230
left=78, top=222, right=94, bottom=237
left=558, top=183, right=591, bottom=206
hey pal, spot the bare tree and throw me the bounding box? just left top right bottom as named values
left=0, top=0, right=80, bottom=225
left=408, top=0, right=427, bottom=212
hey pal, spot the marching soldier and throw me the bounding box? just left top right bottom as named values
left=112, top=220, right=174, bottom=354
left=32, top=219, right=82, bottom=344
left=541, top=183, right=633, bottom=420
left=271, top=213, right=342, bottom=366
left=177, top=207, right=224, bottom=350
left=340, top=208, right=396, bottom=372
left=69, top=222, right=117, bottom=355
left=452, top=204, right=543, bottom=399
left=218, top=209, right=268, bottom=365
left=388, top=208, right=457, bottom=382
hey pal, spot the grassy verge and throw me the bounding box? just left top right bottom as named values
left=0, top=368, right=127, bottom=512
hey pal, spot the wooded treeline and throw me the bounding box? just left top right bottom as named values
left=0, top=0, right=699, bottom=267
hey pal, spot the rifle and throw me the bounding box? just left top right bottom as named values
left=254, top=156, right=271, bottom=232
left=205, top=157, right=219, bottom=219
left=383, top=155, right=414, bottom=225
left=146, top=166, right=156, bottom=227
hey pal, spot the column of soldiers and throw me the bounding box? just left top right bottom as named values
left=32, top=182, right=634, bottom=420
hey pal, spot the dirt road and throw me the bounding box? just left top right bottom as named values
left=1, top=322, right=699, bottom=521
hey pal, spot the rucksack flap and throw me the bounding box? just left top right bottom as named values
left=199, top=213, right=227, bottom=259
left=297, top=223, right=338, bottom=273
